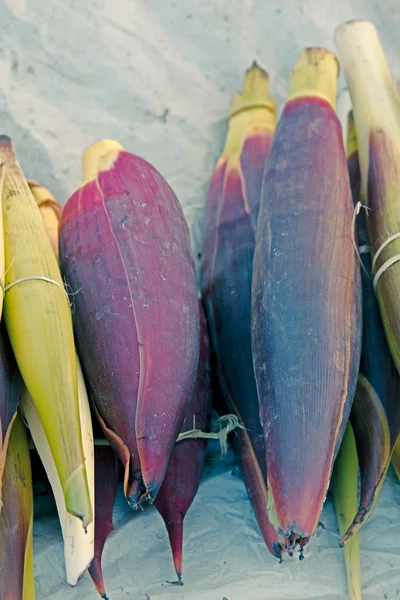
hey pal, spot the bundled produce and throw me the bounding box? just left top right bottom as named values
left=340, top=111, right=400, bottom=542
left=59, top=139, right=200, bottom=507
left=155, top=303, right=212, bottom=582
left=0, top=136, right=92, bottom=528
left=88, top=446, right=120, bottom=600
left=0, top=321, right=20, bottom=508
left=19, top=183, right=95, bottom=585
left=0, top=414, right=35, bottom=599
left=335, top=21, right=400, bottom=374
left=21, top=356, right=95, bottom=586
left=332, top=423, right=361, bottom=600
left=2, top=20, right=399, bottom=597
left=200, top=63, right=284, bottom=558
left=252, top=49, right=361, bottom=549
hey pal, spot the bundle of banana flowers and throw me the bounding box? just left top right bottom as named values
left=203, top=18, right=400, bottom=600
left=0, top=138, right=210, bottom=598
left=2, top=17, right=400, bottom=600
left=203, top=40, right=361, bottom=567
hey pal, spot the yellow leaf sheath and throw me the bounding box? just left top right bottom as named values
left=0, top=136, right=92, bottom=528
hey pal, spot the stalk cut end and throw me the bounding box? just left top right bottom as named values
left=82, top=140, right=124, bottom=183
left=288, top=48, right=339, bottom=109
left=335, top=20, right=394, bottom=98
left=335, top=20, right=381, bottom=46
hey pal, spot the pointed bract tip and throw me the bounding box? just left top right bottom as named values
left=244, top=60, right=268, bottom=82
left=138, top=486, right=156, bottom=505
left=64, top=464, right=93, bottom=529
left=127, top=478, right=146, bottom=508
left=339, top=523, right=358, bottom=548
left=273, top=543, right=284, bottom=562
left=167, top=520, right=183, bottom=580
left=89, top=556, right=108, bottom=598
left=167, top=578, right=184, bottom=586
left=229, top=63, right=276, bottom=119
left=242, top=62, right=269, bottom=93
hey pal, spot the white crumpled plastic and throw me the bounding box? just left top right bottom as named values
left=1, top=0, right=400, bottom=598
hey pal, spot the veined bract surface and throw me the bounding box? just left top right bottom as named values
left=342, top=111, right=400, bottom=542
left=0, top=414, right=35, bottom=599
left=59, top=140, right=199, bottom=506
left=155, top=303, right=212, bottom=582
left=336, top=20, right=400, bottom=375
left=252, top=49, right=361, bottom=549
left=200, top=63, right=285, bottom=558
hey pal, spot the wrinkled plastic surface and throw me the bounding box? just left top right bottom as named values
left=2, top=0, right=400, bottom=598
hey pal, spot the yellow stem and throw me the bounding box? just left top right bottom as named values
left=224, top=62, right=276, bottom=156
left=346, top=111, right=358, bottom=158
left=82, top=140, right=124, bottom=183
left=288, top=48, right=339, bottom=109
left=332, top=422, right=362, bottom=600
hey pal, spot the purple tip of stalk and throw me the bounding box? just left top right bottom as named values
left=89, top=557, right=108, bottom=599
left=132, top=484, right=155, bottom=510
left=146, top=488, right=155, bottom=504
left=127, top=479, right=146, bottom=509
left=167, top=579, right=184, bottom=586
left=164, top=519, right=184, bottom=583
left=167, top=569, right=183, bottom=586
left=0, top=135, right=12, bottom=147
left=273, top=543, right=284, bottom=563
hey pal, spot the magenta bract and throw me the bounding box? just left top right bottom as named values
left=59, top=150, right=199, bottom=506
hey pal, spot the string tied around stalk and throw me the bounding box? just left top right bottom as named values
left=94, top=413, right=244, bottom=458
left=176, top=413, right=244, bottom=457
